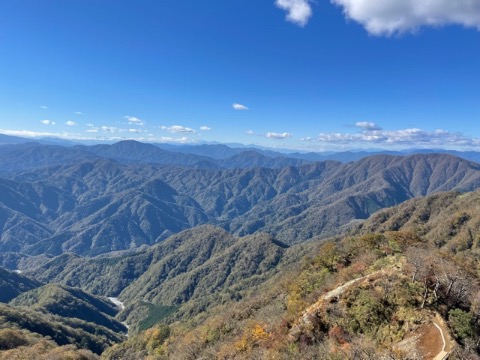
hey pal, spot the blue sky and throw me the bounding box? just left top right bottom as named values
left=0, top=0, right=479, bottom=151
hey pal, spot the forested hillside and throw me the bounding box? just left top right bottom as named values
left=0, top=268, right=127, bottom=358
left=102, top=189, right=480, bottom=359
left=10, top=284, right=127, bottom=333
left=21, top=226, right=288, bottom=331
left=2, top=148, right=480, bottom=256
left=0, top=267, right=40, bottom=302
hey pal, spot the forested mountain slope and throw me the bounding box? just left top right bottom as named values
left=23, top=226, right=288, bottom=331
left=0, top=302, right=124, bottom=355
left=102, top=189, right=480, bottom=359
left=10, top=284, right=127, bottom=333
left=0, top=272, right=127, bottom=357
left=26, top=226, right=238, bottom=295
left=0, top=267, right=41, bottom=302
left=4, top=184, right=480, bottom=358
left=2, top=153, right=480, bottom=256
left=355, top=189, right=480, bottom=257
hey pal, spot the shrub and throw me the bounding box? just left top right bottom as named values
left=449, top=308, right=475, bottom=342
left=0, top=329, right=28, bottom=350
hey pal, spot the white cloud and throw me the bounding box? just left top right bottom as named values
left=157, top=136, right=194, bottom=144
left=233, top=103, right=249, bottom=111
left=266, top=132, right=293, bottom=139
left=86, top=123, right=95, bottom=127
left=200, top=126, right=211, bottom=131
left=0, top=129, right=89, bottom=140
left=276, top=0, right=313, bottom=27
left=40, top=105, right=47, bottom=109
left=356, top=121, right=382, bottom=131
left=101, top=126, right=117, bottom=132
left=246, top=130, right=255, bottom=135
left=65, top=121, right=77, bottom=126
left=0, top=128, right=197, bottom=143
left=128, top=128, right=145, bottom=133
left=302, top=127, right=480, bottom=148
left=161, top=125, right=196, bottom=133
left=40, top=120, right=55, bottom=125
left=75, top=112, right=83, bottom=115
left=331, top=0, right=480, bottom=36
left=125, top=116, right=144, bottom=125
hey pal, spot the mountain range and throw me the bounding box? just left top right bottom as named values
left=3, top=136, right=480, bottom=357
left=2, top=140, right=480, bottom=256
left=4, top=133, right=480, bottom=172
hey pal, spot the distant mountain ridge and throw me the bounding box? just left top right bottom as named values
left=3, top=134, right=480, bottom=171
left=0, top=140, right=310, bottom=174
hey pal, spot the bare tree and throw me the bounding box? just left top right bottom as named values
left=405, top=247, right=430, bottom=283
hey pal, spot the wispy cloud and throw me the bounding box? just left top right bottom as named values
left=233, top=103, right=249, bottom=111
left=125, top=116, right=144, bottom=125
left=356, top=121, right=382, bottom=131
left=200, top=126, right=211, bottom=131
left=65, top=121, right=77, bottom=126
left=161, top=125, right=196, bottom=133
left=301, top=126, right=480, bottom=148
left=85, top=124, right=99, bottom=132
left=40, top=105, right=48, bottom=109
left=128, top=128, right=145, bottom=133
left=0, top=129, right=84, bottom=140
left=246, top=130, right=255, bottom=135
left=0, top=128, right=196, bottom=144
left=332, top=0, right=480, bottom=36
left=275, top=0, right=313, bottom=27
left=266, top=132, right=292, bottom=139
left=40, top=120, right=55, bottom=125
left=101, top=126, right=117, bottom=132
left=157, top=136, right=194, bottom=144
left=75, top=112, right=83, bottom=115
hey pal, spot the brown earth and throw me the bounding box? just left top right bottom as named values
left=416, top=323, right=443, bottom=360
left=397, top=313, right=454, bottom=360
left=289, top=259, right=455, bottom=359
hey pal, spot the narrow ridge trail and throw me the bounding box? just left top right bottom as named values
left=288, top=262, right=455, bottom=360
